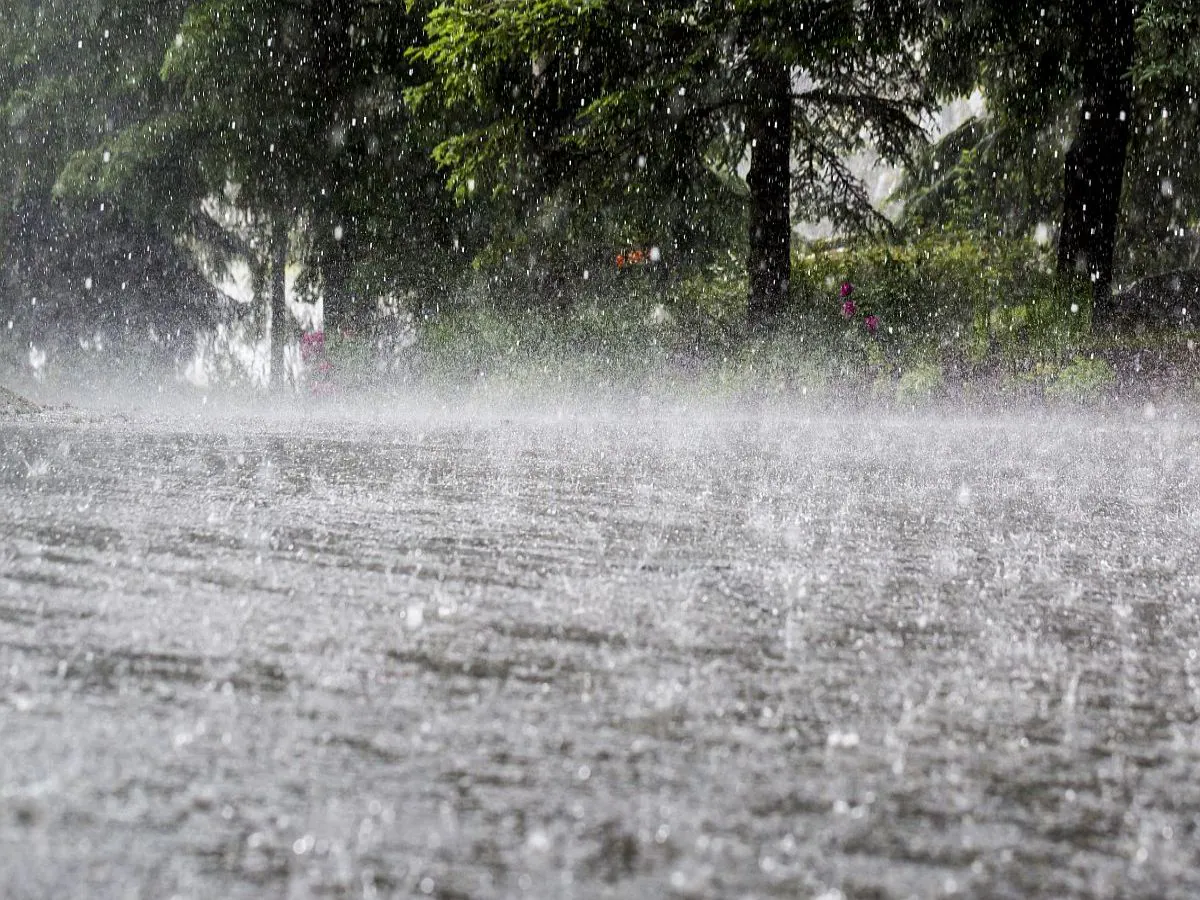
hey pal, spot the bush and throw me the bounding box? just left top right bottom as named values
left=788, top=233, right=1092, bottom=371
left=895, top=360, right=946, bottom=403
left=262, top=231, right=1162, bottom=405
left=1046, top=356, right=1116, bottom=401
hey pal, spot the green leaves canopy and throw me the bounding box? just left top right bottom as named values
left=901, top=0, right=1200, bottom=281
left=412, top=0, right=930, bottom=262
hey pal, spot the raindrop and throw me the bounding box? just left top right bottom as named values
left=827, top=730, right=860, bottom=749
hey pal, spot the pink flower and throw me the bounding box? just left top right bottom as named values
left=841, top=299, right=857, bottom=318
left=864, top=315, right=879, bottom=334
left=301, top=330, right=326, bottom=362
left=839, top=281, right=854, bottom=298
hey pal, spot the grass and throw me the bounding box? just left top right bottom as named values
left=337, top=304, right=1198, bottom=412
left=11, top=233, right=1196, bottom=410
left=353, top=234, right=1199, bottom=408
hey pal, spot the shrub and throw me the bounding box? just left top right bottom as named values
left=1046, top=356, right=1116, bottom=401
left=895, top=360, right=946, bottom=403
left=789, top=232, right=1090, bottom=369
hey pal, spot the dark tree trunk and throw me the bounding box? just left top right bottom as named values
left=1057, top=0, right=1136, bottom=317
left=306, top=0, right=365, bottom=336
left=269, top=220, right=290, bottom=390
left=745, top=55, right=792, bottom=330
left=320, top=234, right=357, bottom=336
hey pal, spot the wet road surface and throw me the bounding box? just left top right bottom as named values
left=2, top=402, right=1199, bottom=898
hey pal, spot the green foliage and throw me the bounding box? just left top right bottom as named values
left=1046, top=356, right=1116, bottom=401
left=43, top=1, right=486, bottom=332
left=789, top=234, right=1093, bottom=371
left=672, top=254, right=748, bottom=332
left=3, top=0, right=1198, bottom=378
left=904, top=0, right=1200, bottom=281
left=1, top=1, right=188, bottom=205
left=1124, top=0, right=1200, bottom=275
left=898, top=0, right=1079, bottom=249
left=412, top=0, right=932, bottom=303
left=411, top=295, right=678, bottom=393
left=0, top=1, right=225, bottom=354
left=1136, top=0, right=1200, bottom=85
left=898, top=117, right=1063, bottom=239
left=895, top=360, right=945, bottom=403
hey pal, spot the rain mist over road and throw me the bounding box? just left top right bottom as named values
left=3, top=397, right=1199, bottom=899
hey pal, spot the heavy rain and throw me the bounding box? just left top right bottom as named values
left=3, top=1, right=1200, bottom=898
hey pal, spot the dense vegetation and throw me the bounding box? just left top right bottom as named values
left=1, top=0, right=1197, bottom=395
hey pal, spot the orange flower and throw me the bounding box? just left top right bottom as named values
left=616, top=253, right=625, bottom=268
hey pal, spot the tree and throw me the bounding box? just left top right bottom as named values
left=55, top=0, right=480, bottom=387
left=413, top=0, right=929, bottom=328
left=1125, top=0, right=1200, bottom=274
left=0, top=0, right=218, bottom=362
left=904, top=0, right=1199, bottom=315
left=157, top=0, right=351, bottom=386
left=1055, top=0, right=1137, bottom=302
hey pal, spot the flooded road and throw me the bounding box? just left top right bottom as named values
left=2, top=401, right=1199, bottom=899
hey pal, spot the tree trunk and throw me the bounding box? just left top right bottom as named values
left=745, top=55, right=792, bottom=330
left=321, top=229, right=364, bottom=336
left=308, top=0, right=360, bottom=336
left=269, top=220, right=289, bottom=390
left=1057, top=0, right=1136, bottom=317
